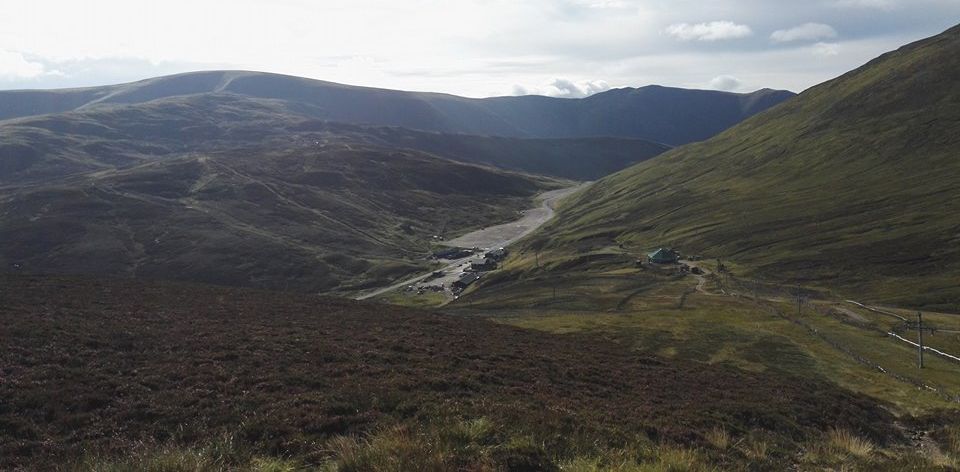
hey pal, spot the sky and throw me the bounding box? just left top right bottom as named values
left=1, top=0, right=958, bottom=97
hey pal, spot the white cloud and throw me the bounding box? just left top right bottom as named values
left=832, top=0, right=899, bottom=10
left=0, top=50, right=53, bottom=79
left=514, top=78, right=611, bottom=98
left=707, top=75, right=742, bottom=91
left=665, top=21, right=753, bottom=41
left=811, top=42, right=841, bottom=56
left=0, top=1, right=958, bottom=96
left=574, top=0, right=631, bottom=8
left=771, top=23, right=838, bottom=43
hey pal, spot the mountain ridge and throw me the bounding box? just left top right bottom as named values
left=0, top=70, right=795, bottom=145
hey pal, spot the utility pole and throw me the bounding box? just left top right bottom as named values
left=535, top=250, right=541, bottom=269
left=917, top=312, right=924, bottom=369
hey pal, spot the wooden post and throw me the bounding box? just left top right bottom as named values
left=918, top=312, right=924, bottom=369
left=797, top=283, right=802, bottom=316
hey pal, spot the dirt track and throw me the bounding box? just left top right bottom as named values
left=683, top=260, right=716, bottom=295
left=441, top=184, right=587, bottom=249
left=355, top=183, right=587, bottom=301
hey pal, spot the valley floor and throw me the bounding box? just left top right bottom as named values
left=356, top=183, right=587, bottom=302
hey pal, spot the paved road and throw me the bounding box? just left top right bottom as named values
left=354, top=183, right=588, bottom=301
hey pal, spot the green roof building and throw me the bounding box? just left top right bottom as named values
left=647, top=248, right=680, bottom=264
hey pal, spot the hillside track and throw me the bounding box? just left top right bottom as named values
left=682, top=260, right=719, bottom=296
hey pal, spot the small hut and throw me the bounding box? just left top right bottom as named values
left=470, top=258, right=498, bottom=272
left=452, top=272, right=481, bottom=291
left=647, top=248, right=680, bottom=264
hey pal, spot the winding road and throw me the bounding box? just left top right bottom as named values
left=354, top=183, right=588, bottom=301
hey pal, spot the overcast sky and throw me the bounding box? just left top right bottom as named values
left=1, top=0, right=958, bottom=97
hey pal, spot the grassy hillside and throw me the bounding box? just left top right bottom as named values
left=0, top=93, right=668, bottom=184
left=310, top=123, right=672, bottom=180
left=0, top=70, right=794, bottom=145
left=0, top=94, right=299, bottom=183
left=521, top=24, right=960, bottom=311
left=2, top=275, right=927, bottom=471
left=459, top=245, right=960, bottom=411
left=0, top=143, right=554, bottom=294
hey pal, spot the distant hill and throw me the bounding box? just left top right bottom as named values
left=0, top=71, right=794, bottom=146
left=0, top=141, right=556, bottom=294
left=522, top=24, right=960, bottom=311
left=0, top=93, right=669, bottom=184
left=293, top=122, right=672, bottom=180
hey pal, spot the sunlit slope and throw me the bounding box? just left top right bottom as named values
left=531, top=24, right=960, bottom=310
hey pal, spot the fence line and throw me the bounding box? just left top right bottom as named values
left=887, top=331, right=960, bottom=364
left=719, top=274, right=960, bottom=403
left=760, top=299, right=959, bottom=403
left=844, top=300, right=907, bottom=321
